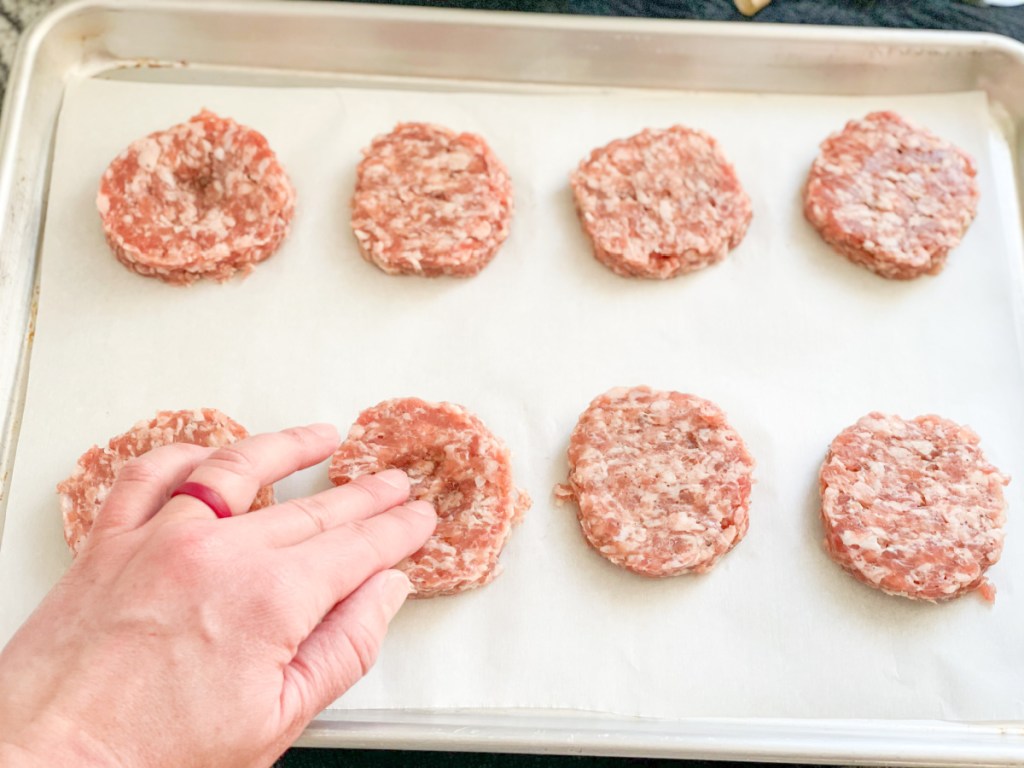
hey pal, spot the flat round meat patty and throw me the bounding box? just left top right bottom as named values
left=803, top=111, right=979, bottom=280
left=58, top=408, right=275, bottom=555
left=329, top=398, right=529, bottom=597
left=819, top=412, right=1008, bottom=602
left=98, top=110, right=296, bottom=285
left=570, top=126, right=752, bottom=279
left=351, top=123, right=514, bottom=277
left=557, top=386, right=755, bottom=577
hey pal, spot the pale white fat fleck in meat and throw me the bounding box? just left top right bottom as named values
left=97, top=110, right=296, bottom=286
left=819, top=412, right=1008, bottom=602
left=57, top=409, right=275, bottom=555
left=350, top=123, right=514, bottom=278
left=558, top=386, right=755, bottom=577
left=329, top=398, right=529, bottom=597
left=803, top=111, right=979, bottom=280
left=570, top=126, right=752, bottom=279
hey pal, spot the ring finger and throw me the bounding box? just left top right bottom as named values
left=157, top=423, right=340, bottom=522
left=88, top=443, right=214, bottom=543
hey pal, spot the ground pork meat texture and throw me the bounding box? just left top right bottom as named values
left=571, top=126, right=752, bottom=279
left=58, top=408, right=275, bottom=555
left=558, top=386, right=755, bottom=577
left=351, top=122, right=513, bottom=278
left=97, top=110, right=295, bottom=285
left=819, top=412, right=1008, bottom=602
left=329, top=398, right=529, bottom=597
left=803, top=111, right=978, bottom=280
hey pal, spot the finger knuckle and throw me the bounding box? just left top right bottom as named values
left=346, top=519, right=390, bottom=566
left=288, top=496, right=334, bottom=536
left=283, top=426, right=317, bottom=452
left=115, top=455, right=163, bottom=486
left=206, top=444, right=256, bottom=476
left=346, top=477, right=387, bottom=510
left=91, top=499, right=128, bottom=533
left=342, top=616, right=383, bottom=679
left=153, top=522, right=228, bottom=580
left=286, top=655, right=325, bottom=719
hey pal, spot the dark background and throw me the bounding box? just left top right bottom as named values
left=284, top=0, right=1024, bottom=765
left=341, top=0, right=1024, bottom=38
left=280, top=753, right=828, bottom=767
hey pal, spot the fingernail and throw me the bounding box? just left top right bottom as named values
left=374, top=468, right=409, bottom=491
left=405, top=500, right=436, bottom=518
left=306, top=423, right=339, bottom=439
left=381, top=570, right=413, bottom=614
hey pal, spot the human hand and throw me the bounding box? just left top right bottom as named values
left=0, top=423, right=436, bottom=768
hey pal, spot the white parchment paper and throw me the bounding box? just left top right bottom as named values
left=2, top=78, right=1023, bottom=721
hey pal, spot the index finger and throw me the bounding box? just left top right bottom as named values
left=157, top=423, right=339, bottom=521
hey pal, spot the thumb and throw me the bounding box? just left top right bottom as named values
left=280, top=569, right=411, bottom=729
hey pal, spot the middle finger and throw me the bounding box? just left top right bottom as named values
left=235, top=469, right=412, bottom=547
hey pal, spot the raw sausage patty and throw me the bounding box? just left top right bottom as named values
left=98, top=110, right=296, bottom=285
left=329, top=398, right=530, bottom=597
left=570, top=126, right=752, bottom=279
left=557, top=386, right=755, bottom=577
left=58, top=408, right=275, bottom=555
left=803, top=111, right=979, bottom=280
left=819, top=412, right=1008, bottom=601
left=351, top=123, right=514, bottom=277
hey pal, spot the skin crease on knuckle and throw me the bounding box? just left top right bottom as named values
left=115, top=443, right=209, bottom=488
left=340, top=613, right=386, bottom=683
left=343, top=518, right=395, bottom=568
left=203, top=443, right=258, bottom=479
left=114, top=454, right=167, bottom=487
left=346, top=476, right=390, bottom=512
left=287, top=495, right=336, bottom=537
left=282, top=425, right=321, bottom=453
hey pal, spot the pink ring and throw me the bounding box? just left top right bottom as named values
left=171, top=481, right=233, bottom=519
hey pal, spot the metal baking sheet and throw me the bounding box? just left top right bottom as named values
left=2, top=2, right=1024, bottom=765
